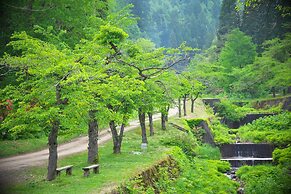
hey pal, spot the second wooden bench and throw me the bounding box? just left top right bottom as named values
left=82, top=164, right=99, bottom=177
left=56, top=165, right=73, bottom=176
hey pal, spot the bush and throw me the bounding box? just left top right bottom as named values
left=164, top=159, right=238, bottom=194
left=215, top=100, right=254, bottom=122
left=186, top=118, right=206, bottom=142
left=194, top=144, right=221, bottom=160
left=273, top=147, right=291, bottom=168
left=160, top=131, right=198, bottom=158
left=238, top=112, right=291, bottom=146
left=209, top=117, right=236, bottom=145
left=237, top=165, right=291, bottom=194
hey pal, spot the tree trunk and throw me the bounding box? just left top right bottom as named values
left=47, top=120, right=59, bottom=181
left=183, top=95, right=187, bottom=116
left=191, top=99, right=195, bottom=113
left=191, top=93, right=200, bottom=113
left=47, top=84, right=62, bottom=181
left=271, top=87, right=276, bottom=97
left=88, top=110, right=99, bottom=164
left=161, top=112, right=166, bottom=130
left=178, top=98, right=181, bottom=118
left=165, top=106, right=169, bottom=121
left=148, top=112, right=154, bottom=136
left=109, top=121, right=121, bottom=154
left=139, top=109, right=148, bottom=144
left=109, top=120, right=125, bottom=154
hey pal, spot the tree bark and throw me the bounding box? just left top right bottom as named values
left=139, top=109, right=148, bottom=144
left=183, top=95, right=187, bottom=116
left=109, top=120, right=125, bottom=154
left=161, top=112, right=166, bottom=130
left=47, top=84, right=62, bottom=181
left=88, top=110, right=99, bottom=164
left=47, top=120, right=59, bottom=181
left=148, top=112, right=154, bottom=136
left=109, top=121, right=120, bottom=154
left=165, top=106, right=169, bottom=121
left=191, top=93, right=200, bottom=113
left=178, top=98, right=181, bottom=118
left=191, top=99, right=195, bottom=113
left=271, top=87, right=276, bottom=97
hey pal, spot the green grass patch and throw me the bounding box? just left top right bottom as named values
left=4, top=125, right=177, bottom=194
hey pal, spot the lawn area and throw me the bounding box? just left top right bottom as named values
left=4, top=123, right=177, bottom=194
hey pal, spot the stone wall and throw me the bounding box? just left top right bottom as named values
left=252, top=96, right=291, bottom=111
left=110, top=156, right=179, bottom=194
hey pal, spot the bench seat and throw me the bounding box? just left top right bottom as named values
left=82, top=164, right=99, bottom=177
left=56, top=165, right=73, bottom=176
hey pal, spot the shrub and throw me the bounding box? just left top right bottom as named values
left=237, top=165, right=291, bottom=194
left=238, top=112, right=291, bottom=146
left=215, top=100, right=254, bottom=122
left=273, top=147, right=291, bottom=168
left=160, top=131, right=198, bottom=158
left=194, top=144, right=221, bottom=160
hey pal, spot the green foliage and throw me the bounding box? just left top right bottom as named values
left=215, top=100, right=255, bottom=122
left=186, top=119, right=204, bottom=128
left=219, top=29, right=256, bottom=70
left=194, top=144, right=221, bottom=160
left=238, top=112, right=291, bottom=146
left=160, top=131, right=198, bottom=158
left=185, top=118, right=206, bottom=142
left=164, top=159, right=238, bottom=194
left=236, top=165, right=291, bottom=194
left=273, top=147, right=291, bottom=168
left=97, top=25, right=128, bottom=46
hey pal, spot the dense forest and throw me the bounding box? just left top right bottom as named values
left=0, top=0, right=290, bottom=193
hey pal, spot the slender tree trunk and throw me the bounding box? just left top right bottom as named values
left=191, top=99, right=195, bottom=113
left=165, top=106, right=169, bottom=121
left=109, top=121, right=121, bottom=154
left=161, top=112, right=166, bottom=130
left=139, top=109, right=148, bottom=144
left=178, top=98, right=181, bottom=118
left=272, top=87, right=276, bottom=97
left=88, top=110, right=99, bottom=164
left=109, top=120, right=125, bottom=154
left=183, top=95, right=187, bottom=116
left=47, top=84, right=62, bottom=181
left=148, top=112, right=154, bottom=136
left=47, top=120, right=59, bottom=181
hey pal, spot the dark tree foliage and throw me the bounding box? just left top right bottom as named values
left=241, top=0, right=291, bottom=46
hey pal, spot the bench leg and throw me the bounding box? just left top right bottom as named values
left=83, top=169, right=90, bottom=177
left=93, top=166, right=100, bottom=174
left=66, top=168, right=72, bottom=175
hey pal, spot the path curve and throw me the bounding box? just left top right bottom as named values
left=0, top=108, right=178, bottom=173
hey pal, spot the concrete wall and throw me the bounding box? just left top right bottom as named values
left=224, top=113, right=276, bottom=129
left=220, top=143, right=274, bottom=158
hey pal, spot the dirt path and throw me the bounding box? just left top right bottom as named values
left=0, top=108, right=178, bottom=179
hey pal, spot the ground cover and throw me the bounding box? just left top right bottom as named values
left=5, top=123, right=172, bottom=194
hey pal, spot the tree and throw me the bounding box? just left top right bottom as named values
left=1, top=31, right=84, bottom=180
left=218, top=29, right=257, bottom=94
left=217, top=0, right=240, bottom=50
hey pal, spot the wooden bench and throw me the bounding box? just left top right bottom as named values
left=56, top=165, right=73, bottom=176
left=82, top=164, right=99, bottom=177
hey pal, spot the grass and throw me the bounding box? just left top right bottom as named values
left=169, top=98, right=210, bottom=126
left=4, top=123, right=180, bottom=194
